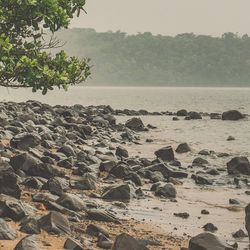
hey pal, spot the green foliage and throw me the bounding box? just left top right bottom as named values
left=0, top=0, right=90, bottom=93
left=58, top=29, right=250, bottom=86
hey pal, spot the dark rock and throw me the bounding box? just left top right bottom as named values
left=198, top=149, right=211, bottom=156
left=102, top=184, right=135, bottom=201
left=201, top=209, right=210, bottom=215
left=232, top=229, right=248, bottom=238
left=229, top=199, right=240, bottom=205
left=64, top=238, right=84, bottom=250
left=245, top=203, right=250, bottom=240
left=32, top=192, right=59, bottom=203
left=227, top=157, right=250, bottom=175
left=10, top=132, right=41, bottom=150
left=0, top=218, right=17, bottom=239
left=109, top=163, right=131, bottom=178
left=155, top=146, right=175, bottom=162
left=10, top=153, right=40, bottom=172
left=14, top=235, right=40, bottom=250
left=47, top=177, right=69, bottom=196
left=22, top=177, right=44, bottom=190
left=203, top=223, right=218, bottom=232
left=125, top=117, right=145, bottom=131
left=174, top=212, right=190, bottom=219
left=0, top=169, right=21, bottom=199
left=97, top=234, right=113, bottom=249
left=20, top=217, right=41, bottom=234
left=39, top=211, right=71, bottom=234
left=86, top=224, right=109, bottom=238
left=227, top=136, right=235, bottom=141
left=188, top=111, right=202, bottom=120
left=177, top=109, right=188, bottom=116
left=194, top=175, right=213, bottom=185
left=27, top=163, right=65, bottom=179
left=56, top=193, right=86, bottom=212
left=58, top=145, right=76, bottom=157
left=71, top=173, right=96, bottom=190
left=145, top=162, right=188, bottom=179
left=176, top=143, right=191, bottom=154
left=192, top=157, right=208, bottom=166
left=112, top=233, right=149, bottom=250
left=86, top=209, right=120, bottom=224
left=155, top=183, right=177, bottom=198
left=0, top=194, right=28, bottom=221
left=99, top=160, right=117, bottom=172
left=115, top=146, right=129, bottom=158
left=222, top=110, right=244, bottom=121
left=189, top=232, right=235, bottom=250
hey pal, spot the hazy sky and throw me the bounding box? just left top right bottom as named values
left=71, top=0, right=250, bottom=36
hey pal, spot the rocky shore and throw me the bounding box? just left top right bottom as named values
left=0, top=100, right=249, bottom=250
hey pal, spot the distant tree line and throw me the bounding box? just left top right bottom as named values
left=57, top=29, right=250, bottom=86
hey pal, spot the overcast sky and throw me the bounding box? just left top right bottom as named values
left=70, top=0, right=250, bottom=36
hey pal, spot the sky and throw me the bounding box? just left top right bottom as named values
left=71, top=0, right=250, bottom=36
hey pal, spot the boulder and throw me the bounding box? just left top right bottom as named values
left=56, top=193, right=86, bottom=212
left=222, top=110, right=244, bottom=121
left=188, top=111, right=202, bottom=120
left=246, top=203, right=250, bottom=240
left=20, top=217, right=41, bottom=234
left=154, top=146, right=175, bottom=162
left=71, top=174, right=97, bottom=190
left=0, top=218, right=17, bottom=240
left=14, top=235, right=40, bottom=250
left=112, top=233, right=149, bottom=250
left=176, top=143, right=191, bottom=153
left=125, top=117, right=145, bottom=131
left=102, top=184, right=135, bottom=201
left=155, top=183, right=177, bottom=198
left=145, top=162, right=188, bottom=179
left=177, top=109, right=188, bottom=116
left=27, top=163, right=65, bottom=179
left=47, top=177, right=69, bottom=196
left=227, top=157, right=250, bottom=175
left=192, top=157, right=208, bottom=166
left=39, top=211, right=71, bottom=235
left=64, top=238, right=84, bottom=250
left=86, top=209, right=120, bottom=224
left=0, top=169, right=21, bottom=199
left=10, top=132, right=41, bottom=150
left=115, top=146, right=129, bottom=158
left=86, top=224, right=109, bottom=238
left=10, top=153, right=40, bottom=172
left=188, top=232, right=235, bottom=250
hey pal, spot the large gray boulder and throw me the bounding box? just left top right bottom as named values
left=39, top=211, right=71, bottom=235
left=0, top=218, right=17, bottom=240
left=176, top=143, right=191, bottom=153
left=246, top=203, right=250, bottom=240
left=227, top=157, right=250, bottom=175
left=154, top=183, right=177, bottom=198
left=102, top=184, right=135, bottom=201
left=154, top=146, right=175, bottom=162
left=112, top=233, right=149, bottom=250
left=189, top=232, right=236, bottom=250
left=10, top=153, right=40, bottom=172
left=10, top=132, right=41, bottom=150
left=222, top=110, right=244, bottom=121
left=14, top=235, right=40, bottom=250
left=125, top=117, right=145, bottom=131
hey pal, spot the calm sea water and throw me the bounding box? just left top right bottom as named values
left=0, top=86, right=250, bottom=113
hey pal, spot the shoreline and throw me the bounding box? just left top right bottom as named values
left=0, top=101, right=249, bottom=249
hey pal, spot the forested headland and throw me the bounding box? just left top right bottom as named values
left=57, top=29, right=250, bottom=86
